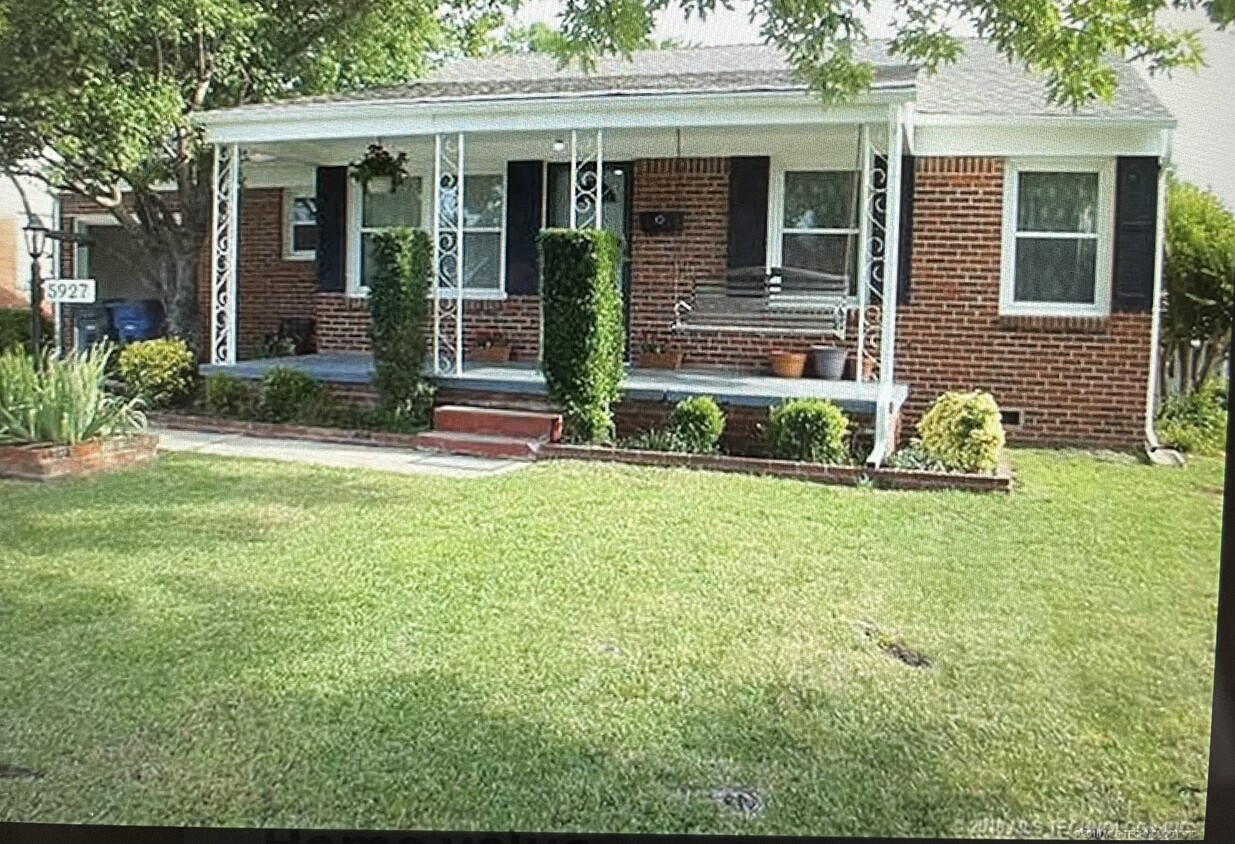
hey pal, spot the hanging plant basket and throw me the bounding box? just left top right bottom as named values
left=350, top=143, right=408, bottom=194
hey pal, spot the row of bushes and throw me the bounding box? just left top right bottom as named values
left=1157, top=377, right=1228, bottom=456
left=621, top=390, right=1006, bottom=473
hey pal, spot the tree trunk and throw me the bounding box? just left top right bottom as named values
left=161, top=244, right=204, bottom=356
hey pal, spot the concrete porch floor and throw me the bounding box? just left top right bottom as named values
left=202, top=353, right=908, bottom=413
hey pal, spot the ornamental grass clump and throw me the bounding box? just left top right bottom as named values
left=767, top=398, right=851, bottom=463
left=917, top=390, right=1005, bottom=474
left=0, top=344, right=145, bottom=445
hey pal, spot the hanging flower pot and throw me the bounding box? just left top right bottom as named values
left=350, top=143, right=408, bottom=195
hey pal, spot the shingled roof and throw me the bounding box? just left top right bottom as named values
left=210, top=38, right=1171, bottom=122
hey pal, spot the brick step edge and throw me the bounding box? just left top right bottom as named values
left=415, top=431, right=542, bottom=461
left=538, top=444, right=1013, bottom=494
left=148, top=413, right=425, bottom=449
left=433, top=405, right=562, bottom=441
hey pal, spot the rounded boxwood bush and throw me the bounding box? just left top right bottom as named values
left=917, top=390, right=1005, bottom=473
left=668, top=395, right=725, bottom=454
left=767, top=398, right=851, bottom=463
left=203, top=373, right=252, bottom=417
left=116, top=337, right=196, bottom=408
left=258, top=366, right=323, bottom=423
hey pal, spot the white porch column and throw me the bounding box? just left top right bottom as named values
left=209, top=143, right=240, bottom=365
left=433, top=132, right=465, bottom=375
left=870, top=108, right=905, bottom=465
left=568, top=128, right=604, bottom=230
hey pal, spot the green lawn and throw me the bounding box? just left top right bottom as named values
left=0, top=450, right=1222, bottom=837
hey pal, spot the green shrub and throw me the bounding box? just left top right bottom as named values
left=883, top=441, right=949, bottom=472
left=203, top=373, right=252, bottom=417
left=917, top=390, right=1005, bottom=473
left=767, top=398, right=851, bottom=463
left=368, top=227, right=434, bottom=427
left=668, top=396, right=725, bottom=453
left=539, top=228, right=624, bottom=443
left=0, top=307, right=53, bottom=354
left=1157, top=378, right=1228, bottom=455
left=620, top=427, right=685, bottom=453
left=116, top=337, right=195, bottom=408
left=258, top=366, right=324, bottom=423
left=0, top=343, right=144, bottom=445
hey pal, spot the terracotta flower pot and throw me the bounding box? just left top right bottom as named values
left=470, top=345, right=513, bottom=363
left=639, top=351, right=684, bottom=370
left=769, top=351, right=807, bottom=378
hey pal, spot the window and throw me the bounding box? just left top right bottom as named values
left=1001, top=160, right=1114, bottom=316
left=359, top=177, right=424, bottom=288
left=776, top=170, right=861, bottom=295
left=352, top=173, right=505, bottom=296
left=285, top=192, right=317, bottom=260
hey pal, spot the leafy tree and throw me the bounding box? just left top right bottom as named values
left=2, top=0, right=1231, bottom=357
left=1162, top=177, right=1235, bottom=395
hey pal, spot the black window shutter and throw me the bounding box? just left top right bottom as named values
left=869, top=155, right=914, bottom=304
left=1112, top=156, right=1159, bottom=313
left=897, top=154, right=915, bottom=305
left=315, top=166, right=348, bottom=293
left=505, top=160, right=544, bottom=295
left=727, top=156, right=770, bottom=271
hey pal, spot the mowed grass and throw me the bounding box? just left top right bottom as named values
left=0, top=450, right=1222, bottom=837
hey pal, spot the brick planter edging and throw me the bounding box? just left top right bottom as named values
left=0, top=434, right=159, bottom=481
left=149, top=413, right=426, bottom=449
left=538, top=444, right=1013, bottom=493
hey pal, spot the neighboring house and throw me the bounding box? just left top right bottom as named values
left=0, top=176, right=56, bottom=310
left=61, top=39, right=1174, bottom=455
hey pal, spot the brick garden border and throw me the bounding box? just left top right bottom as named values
left=0, top=434, right=159, bottom=481
left=538, top=443, right=1014, bottom=494
left=149, top=413, right=1013, bottom=493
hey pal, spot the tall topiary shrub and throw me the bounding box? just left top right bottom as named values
left=539, top=228, right=624, bottom=442
left=368, top=227, right=435, bottom=425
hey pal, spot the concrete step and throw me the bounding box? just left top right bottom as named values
left=414, top=431, right=542, bottom=461
left=433, top=405, right=563, bottom=442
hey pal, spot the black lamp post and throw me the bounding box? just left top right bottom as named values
left=22, top=215, right=50, bottom=365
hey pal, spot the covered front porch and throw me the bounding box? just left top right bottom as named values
left=202, top=352, right=908, bottom=415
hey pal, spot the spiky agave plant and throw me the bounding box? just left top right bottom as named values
left=0, top=343, right=146, bottom=445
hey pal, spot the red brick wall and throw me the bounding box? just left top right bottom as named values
left=895, top=157, right=1152, bottom=446
left=628, top=157, right=851, bottom=370
left=233, top=189, right=316, bottom=355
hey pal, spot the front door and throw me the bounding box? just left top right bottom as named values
left=547, top=162, right=633, bottom=357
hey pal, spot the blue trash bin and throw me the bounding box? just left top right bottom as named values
left=106, top=299, right=165, bottom=344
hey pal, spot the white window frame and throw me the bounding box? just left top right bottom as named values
left=767, top=163, right=862, bottom=301
left=345, top=170, right=507, bottom=300
left=283, top=189, right=318, bottom=261
left=1000, top=158, right=1115, bottom=318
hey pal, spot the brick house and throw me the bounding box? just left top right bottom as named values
left=70, top=40, right=1175, bottom=459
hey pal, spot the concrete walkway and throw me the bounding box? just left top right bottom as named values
left=153, top=428, right=526, bottom=478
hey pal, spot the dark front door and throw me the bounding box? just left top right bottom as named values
left=547, top=162, right=634, bottom=357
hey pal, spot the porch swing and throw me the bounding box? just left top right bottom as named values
left=672, top=144, right=863, bottom=340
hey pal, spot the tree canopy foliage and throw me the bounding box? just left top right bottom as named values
left=1163, top=176, right=1235, bottom=394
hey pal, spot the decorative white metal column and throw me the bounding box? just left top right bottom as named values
left=869, top=108, right=905, bottom=465
left=433, top=132, right=466, bottom=375
left=854, top=124, right=874, bottom=387
left=568, top=129, right=604, bottom=230
left=210, top=143, right=240, bottom=365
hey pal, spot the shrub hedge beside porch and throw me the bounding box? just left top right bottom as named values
left=538, top=228, right=624, bottom=443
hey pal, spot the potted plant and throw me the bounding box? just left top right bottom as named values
left=638, top=335, right=684, bottom=370
left=350, top=143, right=409, bottom=194
left=810, top=345, right=847, bottom=380
left=471, top=330, right=513, bottom=363
left=769, top=350, right=807, bottom=378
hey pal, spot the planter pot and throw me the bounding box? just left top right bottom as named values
left=810, top=345, right=847, bottom=380
left=639, top=351, right=685, bottom=370
left=366, top=175, right=395, bottom=195
left=769, top=351, right=807, bottom=378
left=845, top=352, right=877, bottom=381
left=470, top=345, right=513, bottom=363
